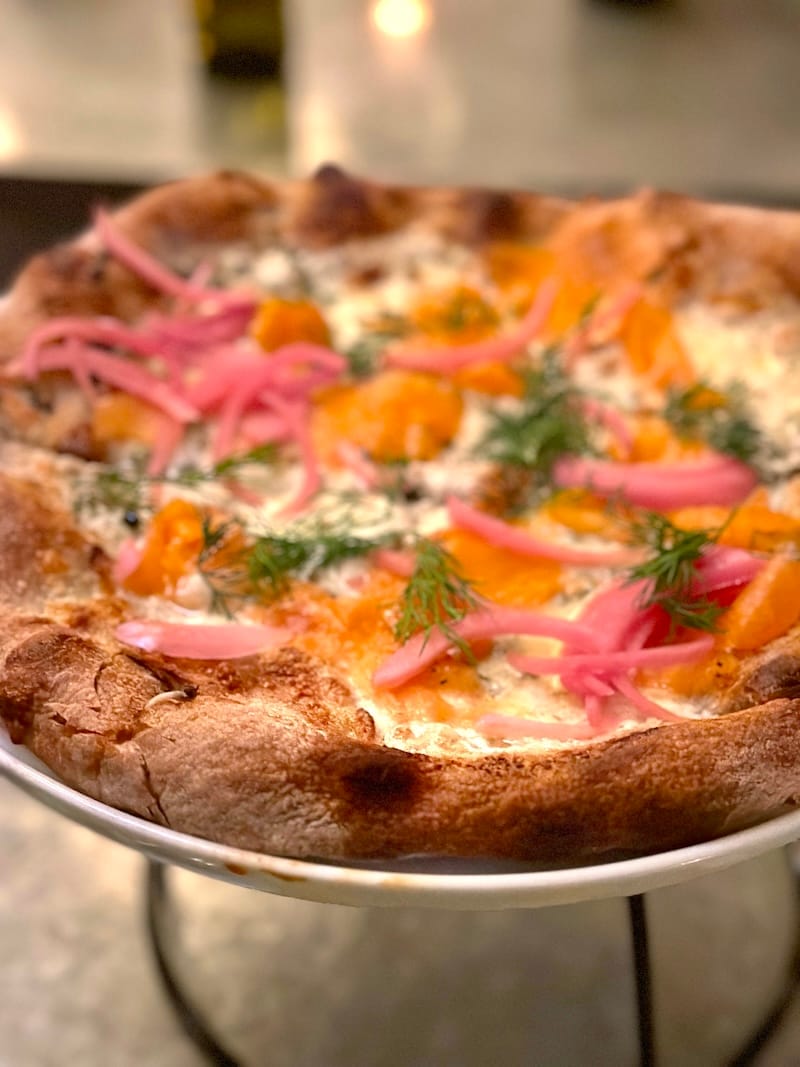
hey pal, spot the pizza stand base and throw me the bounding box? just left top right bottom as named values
left=4, top=738, right=800, bottom=1065
left=143, top=860, right=800, bottom=1067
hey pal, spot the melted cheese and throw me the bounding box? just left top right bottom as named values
left=25, top=225, right=800, bottom=759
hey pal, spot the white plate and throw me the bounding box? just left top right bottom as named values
left=4, top=727, right=800, bottom=910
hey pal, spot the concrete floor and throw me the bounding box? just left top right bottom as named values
left=4, top=1, right=800, bottom=1064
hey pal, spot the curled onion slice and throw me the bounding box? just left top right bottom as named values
left=95, top=208, right=232, bottom=305
left=373, top=605, right=601, bottom=690
left=116, top=619, right=292, bottom=659
left=553, top=454, right=757, bottom=509
left=508, top=635, right=714, bottom=677
left=385, top=277, right=557, bottom=373
left=34, top=345, right=198, bottom=423
left=446, top=496, right=639, bottom=567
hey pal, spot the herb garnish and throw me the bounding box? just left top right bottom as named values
left=76, top=444, right=277, bottom=521
left=195, top=502, right=398, bottom=614
left=394, top=539, right=480, bottom=655
left=479, top=349, right=591, bottom=481
left=343, top=313, right=409, bottom=379
left=664, top=381, right=762, bottom=465
left=247, top=524, right=392, bottom=599
left=626, top=511, right=724, bottom=632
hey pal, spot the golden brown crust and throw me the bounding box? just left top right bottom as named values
left=5, top=170, right=800, bottom=862
left=0, top=473, right=109, bottom=608
left=4, top=595, right=800, bottom=861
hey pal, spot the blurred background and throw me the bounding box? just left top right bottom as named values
left=2, top=0, right=799, bottom=284
left=4, top=3, right=800, bottom=1065
left=1, top=1, right=799, bottom=198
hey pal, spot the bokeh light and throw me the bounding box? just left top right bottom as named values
left=371, top=0, right=431, bottom=40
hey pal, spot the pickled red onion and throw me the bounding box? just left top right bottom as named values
left=611, top=676, right=684, bottom=723
left=580, top=397, right=633, bottom=458
left=337, top=441, right=381, bottom=489
left=553, top=453, right=757, bottom=508
left=385, top=277, right=557, bottom=373
left=690, top=544, right=764, bottom=595
left=146, top=416, right=186, bottom=477
left=564, top=282, right=643, bottom=362
left=372, top=605, right=601, bottom=689
left=372, top=548, right=416, bottom=577
left=239, top=410, right=294, bottom=447
left=20, top=316, right=163, bottom=378
left=268, top=395, right=321, bottom=516
left=116, top=619, right=292, bottom=659
left=508, top=635, right=714, bottom=677
left=95, top=208, right=231, bottom=305
left=34, top=345, right=198, bottom=423
left=112, top=540, right=143, bottom=584
left=144, top=302, right=256, bottom=355
left=446, top=496, right=639, bottom=567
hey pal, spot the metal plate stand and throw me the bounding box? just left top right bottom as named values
left=145, top=858, right=800, bottom=1067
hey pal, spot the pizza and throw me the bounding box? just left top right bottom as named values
left=3, top=166, right=800, bottom=864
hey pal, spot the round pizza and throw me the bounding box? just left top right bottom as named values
left=3, top=166, right=800, bottom=863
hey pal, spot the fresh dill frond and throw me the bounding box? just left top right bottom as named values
left=192, top=498, right=397, bottom=610
left=664, top=381, right=762, bottom=465
left=248, top=525, right=393, bottom=599
left=75, top=444, right=277, bottom=522
left=74, top=461, right=148, bottom=518
left=626, top=511, right=723, bottom=632
left=654, top=594, right=723, bottom=634
left=210, top=443, right=278, bottom=477
left=394, top=539, right=480, bottom=654
left=173, top=443, right=278, bottom=485
left=343, top=338, right=382, bottom=379
left=479, top=349, right=591, bottom=480
left=343, top=313, right=410, bottom=379
left=196, top=515, right=249, bottom=618
left=577, top=293, right=601, bottom=326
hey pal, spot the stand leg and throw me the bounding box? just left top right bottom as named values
left=144, top=854, right=800, bottom=1067
left=145, top=860, right=241, bottom=1067
left=627, top=850, right=800, bottom=1067
left=628, top=894, right=655, bottom=1067
left=727, top=848, right=800, bottom=1066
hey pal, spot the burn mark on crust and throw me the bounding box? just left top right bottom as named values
left=328, top=745, right=425, bottom=811
left=13, top=243, right=146, bottom=319
left=289, top=164, right=415, bottom=248
left=453, top=190, right=525, bottom=243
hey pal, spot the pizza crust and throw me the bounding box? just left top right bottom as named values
left=3, top=168, right=800, bottom=862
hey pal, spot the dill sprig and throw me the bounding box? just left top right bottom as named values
left=196, top=502, right=398, bottom=613
left=194, top=443, right=277, bottom=478
left=82, top=467, right=147, bottom=516
left=75, top=444, right=277, bottom=521
left=247, top=524, right=391, bottom=599
left=626, top=511, right=724, bottom=632
left=343, top=312, right=410, bottom=379
left=664, top=381, right=762, bottom=465
left=394, top=539, right=480, bottom=654
left=196, top=515, right=248, bottom=618
left=479, top=349, right=591, bottom=481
